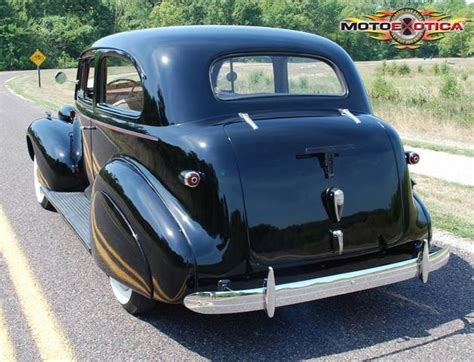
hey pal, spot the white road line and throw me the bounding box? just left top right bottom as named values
left=0, top=306, right=16, bottom=361
left=0, top=207, right=74, bottom=360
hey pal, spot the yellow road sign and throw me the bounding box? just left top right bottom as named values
left=30, top=49, right=47, bottom=66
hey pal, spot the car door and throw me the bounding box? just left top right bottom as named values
left=89, top=51, right=145, bottom=177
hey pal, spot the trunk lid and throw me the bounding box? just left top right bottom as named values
left=225, top=115, right=404, bottom=267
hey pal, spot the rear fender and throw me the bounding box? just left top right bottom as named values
left=26, top=117, right=88, bottom=191
left=409, top=191, right=432, bottom=242
left=92, top=157, right=196, bottom=303
left=376, top=118, right=430, bottom=243
left=91, top=190, right=153, bottom=298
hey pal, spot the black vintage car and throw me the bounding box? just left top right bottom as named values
left=27, top=26, right=449, bottom=317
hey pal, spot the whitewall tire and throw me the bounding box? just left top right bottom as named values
left=33, top=156, right=53, bottom=210
left=109, top=277, right=156, bottom=315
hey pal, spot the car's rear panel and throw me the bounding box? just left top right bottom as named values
left=224, top=115, right=405, bottom=269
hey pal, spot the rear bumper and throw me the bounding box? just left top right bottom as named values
left=183, top=242, right=449, bottom=317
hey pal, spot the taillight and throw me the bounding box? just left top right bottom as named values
left=405, top=151, right=420, bottom=165
left=180, top=170, right=201, bottom=188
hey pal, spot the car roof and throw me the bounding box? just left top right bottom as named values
left=91, top=25, right=339, bottom=55
left=86, top=26, right=371, bottom=126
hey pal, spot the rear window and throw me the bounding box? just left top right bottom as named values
left=211, top=55, right=345, bottom=100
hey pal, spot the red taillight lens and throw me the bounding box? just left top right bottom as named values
left=180, top=171, right=201, bottom=188
left=405, top=151, right=420, bottom=165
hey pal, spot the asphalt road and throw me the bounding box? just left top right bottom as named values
left=0, top=71, right=473, bottom=361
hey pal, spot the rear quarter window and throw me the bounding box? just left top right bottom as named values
left=101, top=56, right=144, bottom=114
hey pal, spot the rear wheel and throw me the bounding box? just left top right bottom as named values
left=33, top=157, right=54, bottom=210
left=109, top=277, right=156, bottom=315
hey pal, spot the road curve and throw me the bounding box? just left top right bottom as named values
left=0, top=71, right=473, bottom=360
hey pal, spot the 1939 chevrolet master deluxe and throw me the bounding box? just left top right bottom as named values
left=26, top=26, right=449, bottom=317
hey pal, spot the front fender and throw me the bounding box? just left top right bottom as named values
left=26, top=117, right=88, bottom=191
left=92, top=157, right=196, bottom=303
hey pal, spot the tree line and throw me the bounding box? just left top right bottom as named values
left=0, top=0, right=472, bottom=71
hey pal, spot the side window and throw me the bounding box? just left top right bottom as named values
left=101, top=56, right=143, bottom=114
left=78, top=57, right=95, bottom=101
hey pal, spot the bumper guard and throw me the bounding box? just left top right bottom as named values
left=183, top=241, right=449, bottom=317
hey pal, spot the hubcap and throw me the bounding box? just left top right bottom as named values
left=110, top=277, right=132, bottom=305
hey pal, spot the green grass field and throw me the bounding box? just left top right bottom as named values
left=414, top=174, right=474, bottom=240
left=6, top=68, right=76, bottom=110
left=358, top=58, right=473, bottom=154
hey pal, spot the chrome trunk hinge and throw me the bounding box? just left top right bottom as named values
left=238, top=112, right=259, bottom=130
left=339, top=108, right=361, bottom=125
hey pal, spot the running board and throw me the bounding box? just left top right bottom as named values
left=42, top=188, right=91, bottom=251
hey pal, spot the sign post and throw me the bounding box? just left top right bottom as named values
left=37, top=65, right=41, bottom=88
left=29, top=49, right=47, bottom=88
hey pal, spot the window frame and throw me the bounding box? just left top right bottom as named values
left=209, top=52, right=348, bottom=101
left=76, top=53, right=96, bottom=107
left=95, top=50, right=145, bottom=121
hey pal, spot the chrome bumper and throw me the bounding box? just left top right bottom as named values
left=184, top=242, right=449, bottom=317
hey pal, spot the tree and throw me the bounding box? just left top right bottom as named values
left=148, top=0, right=188, bottom=27
left=232, top=0, right=261, bottom=25
left=34, top=16, right=95, bottom=67
left=0, top=1, right=35, bottom=69
left=438, top=1, right=474, bottom=57
left=260, top=0, right=312, bottom=31
left=102, top=0, right=158, bottom=31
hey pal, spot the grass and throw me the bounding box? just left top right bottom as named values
left=6, top=69, right=76, bottom=111
left=5, top=66, right=139, bottom=111
left=413, top=174, right=474, bottom=239
left=356, top=58, right=474, bottom=150
left=402, top=138, right=474, bottom=157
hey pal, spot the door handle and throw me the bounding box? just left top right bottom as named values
left=81, top=125, right=97, bottom=130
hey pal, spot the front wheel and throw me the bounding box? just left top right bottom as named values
left=33, top=157, right=54, bottom=210
left=109, top=277, right=156, bottom=315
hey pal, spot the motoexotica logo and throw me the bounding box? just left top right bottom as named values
left=340, top=8, right=469, bottom=49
